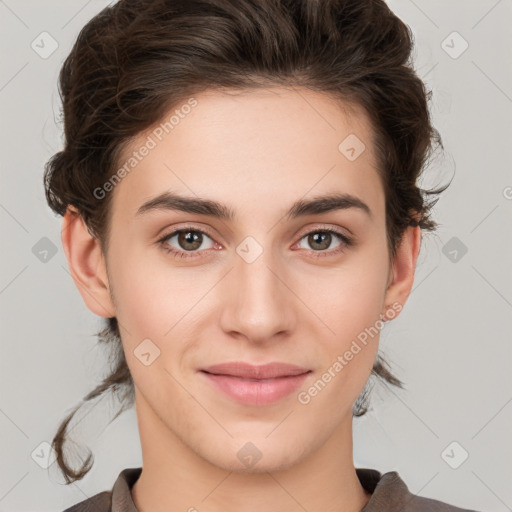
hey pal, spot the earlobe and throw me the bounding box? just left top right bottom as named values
left=382, top=225, right=421, bottom=320
left=61, top=207, right=116, bottom=318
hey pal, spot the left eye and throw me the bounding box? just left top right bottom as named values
left=296, top=229, right=349, bottom=253
left=158, top=227, right=352, bottom=259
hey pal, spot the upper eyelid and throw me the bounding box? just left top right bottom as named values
left=158, top=225, right=217, bottom=244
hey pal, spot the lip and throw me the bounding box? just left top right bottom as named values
left=201, top=362, right=311, bottom=379
left=199, top=362, right=312, bottom=406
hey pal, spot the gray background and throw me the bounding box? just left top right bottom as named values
left=1, top=0, right=511, bottom=510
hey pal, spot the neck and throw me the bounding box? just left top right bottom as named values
left=131, top=392, right=371, bottom=512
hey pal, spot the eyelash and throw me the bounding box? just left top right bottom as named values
left=157, top=225, right=353, bottom=260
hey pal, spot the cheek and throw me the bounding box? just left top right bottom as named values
left=105, top=244, right=188, bottom=364
left=295, top=248, right=389, bottom=392
left=297, top=267, right=386, bottom=415
left=108, top=253, right=198, bottom=396
left=109, top=241, right=199, bottom=328
left=297, top=250, right=389, bottom=338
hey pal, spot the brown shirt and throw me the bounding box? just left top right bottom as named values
left=62, top=467, right=481, bottom=512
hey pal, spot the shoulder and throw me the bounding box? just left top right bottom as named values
left=358, top=469, right=482, bottom=512
left=397, top=486, right=482, bottom=512
left=61, top=467, right=141, bottom=512
left=62, top=490, right=111, bottom=512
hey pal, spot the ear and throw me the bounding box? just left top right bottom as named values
left=61, top=207, right=116, bottom=318
left=382, top=225, right=421, bottom=320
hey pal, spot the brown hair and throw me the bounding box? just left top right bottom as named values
left=44, top=0, right=449, bottom=484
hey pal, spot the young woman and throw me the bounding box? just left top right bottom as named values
left=44, top=0, right=480, bottom=510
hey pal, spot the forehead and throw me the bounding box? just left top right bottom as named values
left=109, top=86, right=384, bottom=223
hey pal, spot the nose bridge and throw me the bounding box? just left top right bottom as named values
left=220, top=237, right=294, bottom=341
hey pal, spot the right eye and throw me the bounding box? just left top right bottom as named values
left=157, top=227, right=218, bottom=259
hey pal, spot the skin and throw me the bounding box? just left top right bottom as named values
left=62, top=86, right=420, bottom=512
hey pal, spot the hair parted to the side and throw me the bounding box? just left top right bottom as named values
left=44, top=0, right=450, bottom=484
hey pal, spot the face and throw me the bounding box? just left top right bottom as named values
left=69, top=86, right=416, bottom=474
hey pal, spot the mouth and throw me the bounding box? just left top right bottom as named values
left=200, top=361, right=311, bottom=379
left=199, top=362, right=312, bottom=406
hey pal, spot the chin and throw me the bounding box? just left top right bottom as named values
left=201, top=436, right=311, bottom=475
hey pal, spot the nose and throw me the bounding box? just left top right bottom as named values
left=218, top=245, right=295, bottom=345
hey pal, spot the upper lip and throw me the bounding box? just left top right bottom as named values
left=200, top=362, right=311, bottom=379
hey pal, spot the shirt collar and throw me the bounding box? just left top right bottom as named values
left=111, top=466, right=411, bottom=512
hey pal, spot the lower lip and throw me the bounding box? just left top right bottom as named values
left=200, top=371, right=311, bottom=406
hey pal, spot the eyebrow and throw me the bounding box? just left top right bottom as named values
left=135, top=190, right=372, bottom=221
